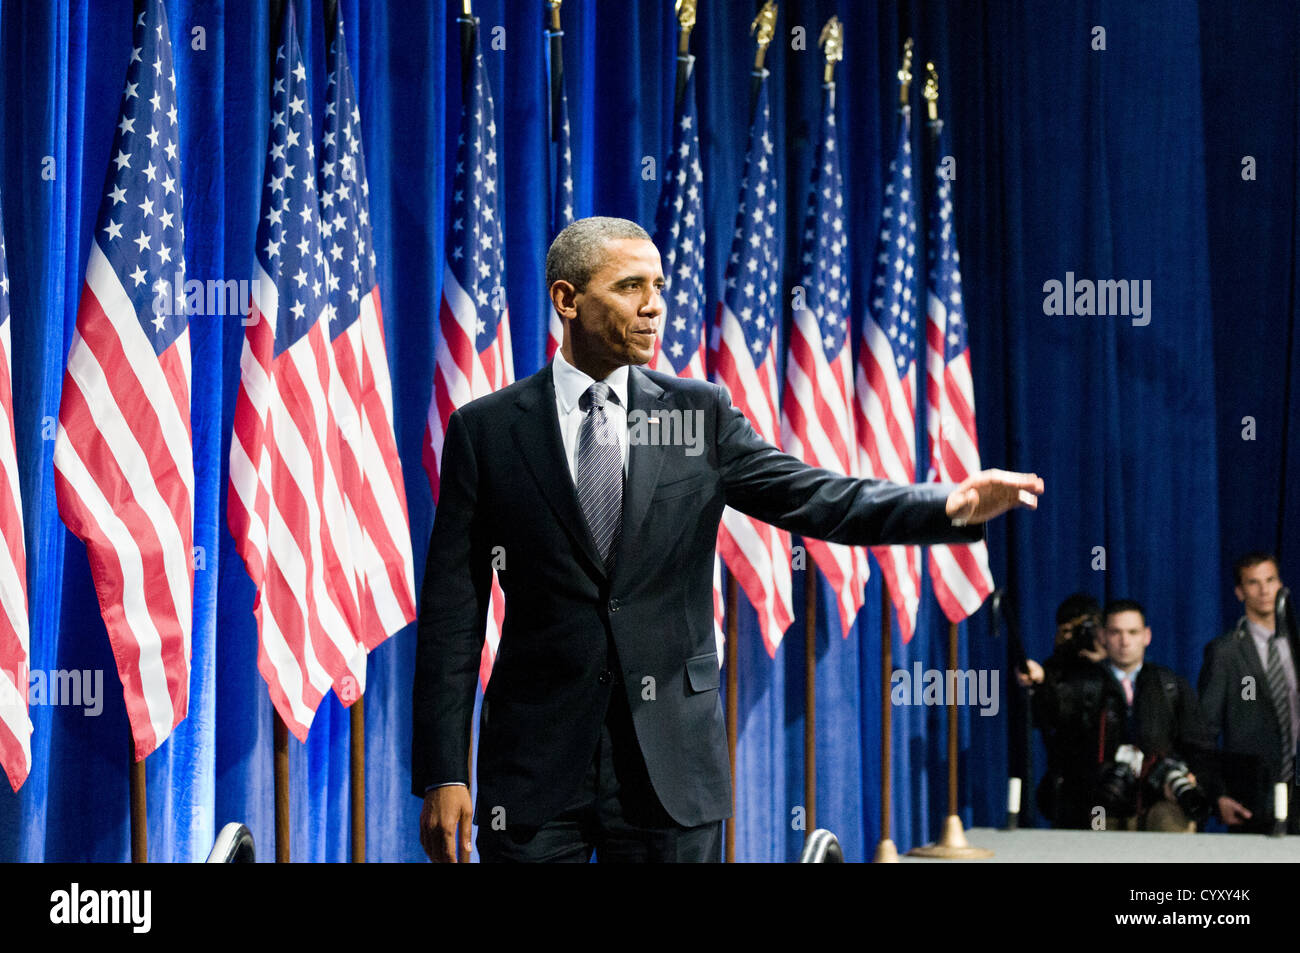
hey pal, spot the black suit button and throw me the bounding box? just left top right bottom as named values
left=598, top=671, right=612, bottom=685
left=608, top=598, right=621, bottom=612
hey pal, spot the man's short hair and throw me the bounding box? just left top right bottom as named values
left=1104, top=598, right=1147, bottom=627
left=545, top=216, right=652, bottom=292
left=1234, top=551, right=1279, bottom=586
left=1056, top=593, right=1101, bottom=626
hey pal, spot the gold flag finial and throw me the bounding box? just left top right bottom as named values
left=819, top=15, right=843, bottom=84
left=923, top=60, right=939, bottom=121
left=898, top=37, right=914, bottom=107
left=546, top=0, right=561, bottom=29
left=676, top=0, right=697, bottom=32
left=751, top=0, right=777, bottom=69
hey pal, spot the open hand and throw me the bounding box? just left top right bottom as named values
left=945, top=469, right=1044, bottom=525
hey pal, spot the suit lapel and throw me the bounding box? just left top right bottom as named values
left=511, top=364, right=607, bottom=577
left=613, top=367, right=670, bottom=573
left=1233, top=618, right=1279, bottom=721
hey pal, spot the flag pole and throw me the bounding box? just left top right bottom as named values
left=803, top=559, right=816, bottom=836
left=318, top=0, right=366, bottom=866
left=673, top=0, right=697, bottom=106
left=264, top=0, right=292, bottom=867
left=905, top=62, right=991, bottom=861
left=350, top=696, right=365, bottom=862
left=724, top=574, right=738, bottom=863
left=724, top=0, right=777, bottom=865
left=546, top=1, right=564, bottom=145
left=750, top=0, right=777, bottom=94
left=273, top=712, right=290, bottom=862
left=129, top=743, right=147, bottom=862
left=872, top=583, right=898, bottom=861
left=871, top=39, right=911, bottom=865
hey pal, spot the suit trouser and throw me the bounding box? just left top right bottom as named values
left=476, top=675, right=723, bottom=863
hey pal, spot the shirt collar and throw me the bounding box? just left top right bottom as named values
left=1246, top=618, right=1275, bottom=642
left=1110, top=663, right=1142, bottom=684
left=552, top=348, right=630, bottom=415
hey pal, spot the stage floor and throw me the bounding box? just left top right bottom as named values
left=898, top=827, right=1300, bottom=862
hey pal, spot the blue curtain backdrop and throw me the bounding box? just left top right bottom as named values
left=0, top=0, right=1296, bottom=862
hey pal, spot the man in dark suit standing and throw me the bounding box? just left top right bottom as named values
left=1199, top=553, right=1299, bottom=833
left=412, top=217, right=1043, bottom=862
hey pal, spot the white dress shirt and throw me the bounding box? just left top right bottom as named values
left=551, top=348, right=630, bottom=480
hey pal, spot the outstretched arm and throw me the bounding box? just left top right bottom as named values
left=714, top=385, right=1040, bottom=546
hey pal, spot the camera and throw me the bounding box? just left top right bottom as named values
left=1146, top=757, right=1211, bottom=825
left=1095, top=743, right=1143, bottom=818
left=1065, top=617, right=1101, bottom=657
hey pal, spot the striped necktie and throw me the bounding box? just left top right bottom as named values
left=575, top=381, right=622, bottom=567
left=1265, top=635, right=1295, bottom=783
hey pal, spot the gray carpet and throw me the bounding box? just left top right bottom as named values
left=896, top=827, right=1300, bottom=862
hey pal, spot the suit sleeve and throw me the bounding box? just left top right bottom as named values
left=411, top=409, right=492, bottom=796
left=712, top=384, right=984, bottom=546
left=1197, top=639, right=1229, bottom=746
left=1173, top=673, right=1223, bottom=804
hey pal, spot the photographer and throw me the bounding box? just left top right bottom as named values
left=1032, top=599, right=1219, bottom=831
left=1022, top=594, right=1107, bottom=827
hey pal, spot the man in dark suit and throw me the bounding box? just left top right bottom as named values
left=1199, top=553, right=1299, bottom=833
left=412, top=217, right=1043, bottom=862
left=1033, top=599, right=1218, bottom=831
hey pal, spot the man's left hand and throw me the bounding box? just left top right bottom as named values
left=945, top=469, right=1044, bottom=525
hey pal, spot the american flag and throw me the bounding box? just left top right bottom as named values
left=228, top=0, right=367, bottom=740
left=544, top=15, right=574, bottom=360
left=320, top=10, right=417, bottom=648
left=423, top=18, right=513, bottom=687
left=710, top=74, right=792, bottom=656
left=925, top=133, right=994, bottom=621
left=651, top=55, right=722, bottom=662
left=781, top=81, right=867, bottom=639
left=53, top=0, right=193, bottom=761
left=0, top=195, right=31, bottom=791
left=855, top=107, right=922, bottom=643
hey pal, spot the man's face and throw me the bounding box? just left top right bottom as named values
left=1103, top=610, right=1151, bottom=670
left=1235, top=560, right=1281, bottom=619
left=567, top=239, right=665, bottom=372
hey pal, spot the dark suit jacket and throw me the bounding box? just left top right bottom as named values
left=1199, top=617, right=1299, bottom=830
left=1034, top=659, right=1218, bottom=827
left=411, top=362, right=981, bottom=829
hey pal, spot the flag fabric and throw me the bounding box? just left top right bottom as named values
left=52, top=0, right=193, bottom=761
left=781, top=80, right=867, bottom=639
left=925, top=132, right=994, bottom=622
left=855, top=106, right=922, bottom=643
left=0, top=195, right=31, bottom=791
left=320, top=10, right=417, bottom=649
left=651, top=54, right=723, bottom=662
left=423, top=19, right=513, bottom=687
left=544, top=17, right=574, bottom=360
left=710, top=74, right=792, bottom=656
left=228, top=0, right=367, bottom=740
